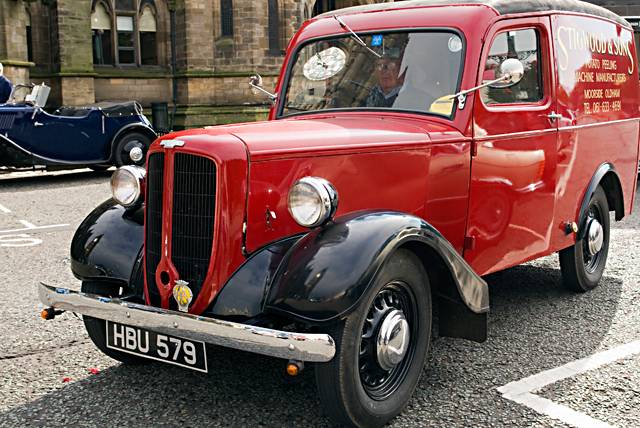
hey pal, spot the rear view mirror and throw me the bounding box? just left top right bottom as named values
left=451, top=58, right=525, bottom=110
left=489, top=58, right=525, bottom=89
left=249, top=74, right=263, bottom=88
left=248, top=74, right=277, bottom=103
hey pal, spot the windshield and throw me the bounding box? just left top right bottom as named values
left=281, top=31, right=464, bottom=118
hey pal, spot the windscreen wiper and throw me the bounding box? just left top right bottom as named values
left=333, top=15, right=382, bottom=58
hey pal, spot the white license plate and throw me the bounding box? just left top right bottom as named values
left=106, top=321, right=208, bottom=372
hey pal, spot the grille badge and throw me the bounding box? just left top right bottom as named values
left=172, top=280, right=193, bottom=313
left=160, top=139, right=185, bottom=149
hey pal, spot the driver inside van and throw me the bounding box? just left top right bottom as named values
left=364, top=48, right=406, bottom=108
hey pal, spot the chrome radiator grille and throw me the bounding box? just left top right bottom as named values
left=144, top=152, right=216, bottom=308
left=171, top=153, right=217, bottom=300
left=144, top=153, right=165, bottom=306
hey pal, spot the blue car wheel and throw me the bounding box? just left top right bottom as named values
left=114, top=131, right=151, bottom=167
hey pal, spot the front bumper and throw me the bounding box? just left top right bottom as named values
left=38, top=283, right=335, bottom=362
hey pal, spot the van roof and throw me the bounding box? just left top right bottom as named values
left=319, top=0, right=630, bottom=29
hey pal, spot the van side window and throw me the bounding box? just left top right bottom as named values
left=481, top=29, right=543, bottom=105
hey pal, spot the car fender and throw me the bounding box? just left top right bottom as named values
left=263, top=211, right=489, bottom=339
left=70, top=199, right=144, bottom=295
left=577, top=162, right=624, bottom=240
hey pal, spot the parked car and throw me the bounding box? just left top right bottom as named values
left=40, top=1, right=639, bottom=427
left=0, top=83, right=156, bottom=171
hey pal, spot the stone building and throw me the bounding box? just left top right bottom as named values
left=0, top=0, right=638, bottom=129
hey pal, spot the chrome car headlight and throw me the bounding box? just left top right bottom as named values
left=111, top=166, right=145, bottom=207
left=288, top=177, right=338, bottom=228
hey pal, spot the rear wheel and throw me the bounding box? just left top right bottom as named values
left=113, top=132, right=151, bottom=167
left=81, top=281, right=149, bottom=365
left=559, top=186, right=610, bottom=292
left=315, top=250, right=431, bottom=427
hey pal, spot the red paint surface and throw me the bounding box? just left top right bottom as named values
left=551, top=14, right=640, bottom=251
left=464, top=17, right=559, bottom=275
left=143, top=4, right=640, bottom=313
left=144, top=131, right=248, bottom=314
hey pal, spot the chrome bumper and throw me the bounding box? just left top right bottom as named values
left=38, top=283, right=335, bottom=362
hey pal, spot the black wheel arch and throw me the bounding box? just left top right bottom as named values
left=72, top=204, right=489, bottom=343
left=258, top=211, right=489, bottom=342
left=70, top=199, right=145, bottom=297
left=577, top=162, right=624, bottom=240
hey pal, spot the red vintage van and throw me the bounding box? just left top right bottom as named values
left=40, top=1, right=639, bottom=426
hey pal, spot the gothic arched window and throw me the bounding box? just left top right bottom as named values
left=25, top=10, right=33, bottom=63
left=92, top=2, right=113, bottom=65
left=139, top=5, right=157, bottom=65
left=221, top=0, right=234, bottom=37
left=268, top=0, right=281, bottom=54
left=91, top=0, right=160, bottom=67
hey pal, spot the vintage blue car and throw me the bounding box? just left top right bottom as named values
left=0, top=83, right=156, bottom=171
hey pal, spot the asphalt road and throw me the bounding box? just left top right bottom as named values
left=0, top=169, right=638, bottom=427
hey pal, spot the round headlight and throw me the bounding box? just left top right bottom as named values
left=288, top=177, right=338, bottom=228
left=111, top=166, right=145, bottom=207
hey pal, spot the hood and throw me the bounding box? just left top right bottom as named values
left=208, top=114, right=463, bottom=161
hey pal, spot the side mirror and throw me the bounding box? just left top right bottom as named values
left=489, top=58, right=525, bottom=89
left=248, top=74, right=277, bottom=104
left=249, top=74, right=263, bottom=88
left=452, top=58, right=525, bottom=110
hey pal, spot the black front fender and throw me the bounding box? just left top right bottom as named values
left=264, top=211, right=489, bottom=326
left=70, top=199, right=144, bottom=291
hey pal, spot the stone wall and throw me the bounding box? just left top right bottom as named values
left=54, top=0, right=93, bottom=74
left=0, top=0, right=31, bottom=85
left=59, top=77, right=95, bottom=106
left=94, top=77, right=172, bottom=104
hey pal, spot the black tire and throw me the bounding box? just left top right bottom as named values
left=559, top=186, right=610, bottom=292
left=81, top=281, right=149, bottom=365
left=315, top=249, right=432, bottom=428
left=113, top=131, right=151, bottom=167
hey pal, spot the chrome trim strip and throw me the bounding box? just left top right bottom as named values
left=0, top=133, right=107, bottom=165
left=559, top=117, right=640, bottom=132
left=38, top=283, right=335, bottom=362
left=476, top=118, right=640, bottom=141
left=475, top=128, right=555, bottom=141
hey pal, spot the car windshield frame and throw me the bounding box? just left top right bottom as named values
left=276, top=27, right=467, bottom=120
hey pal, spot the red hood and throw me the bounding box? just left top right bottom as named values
left=194, top=113, right=464, bottom=161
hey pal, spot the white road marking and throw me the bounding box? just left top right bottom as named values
left=0, top=234, right=43, bottom=247
left=0, top=224, right=69, bottom=234
left=498, top=340, right=640, bottom=428
left=0, top=203, right=11, bottom=214
left=18, top=219, right=37, bottom=228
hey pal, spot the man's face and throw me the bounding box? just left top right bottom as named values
left=375, top=58, right=403, bottom=93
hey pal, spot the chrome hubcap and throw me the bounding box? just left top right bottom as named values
left=129, top=146, right=144, bottom=163
left=376, top=309, right=410, bottom=371
left=587, top=218, right=604, bottom=256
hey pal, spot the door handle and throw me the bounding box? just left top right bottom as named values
left=34, top=122, right=44, bottom=127
left=546, top=112, right=563, bottom=122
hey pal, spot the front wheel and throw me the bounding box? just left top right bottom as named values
left=113, top=131, right=151, bottom=167
left=559, top=186, right=610, bottom=292
left=315, top=250, right=431, bottom=428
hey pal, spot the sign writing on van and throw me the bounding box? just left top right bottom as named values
left=555, top=21, right=634, bottom=117
left=556, top=26, right=634, bottom=74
